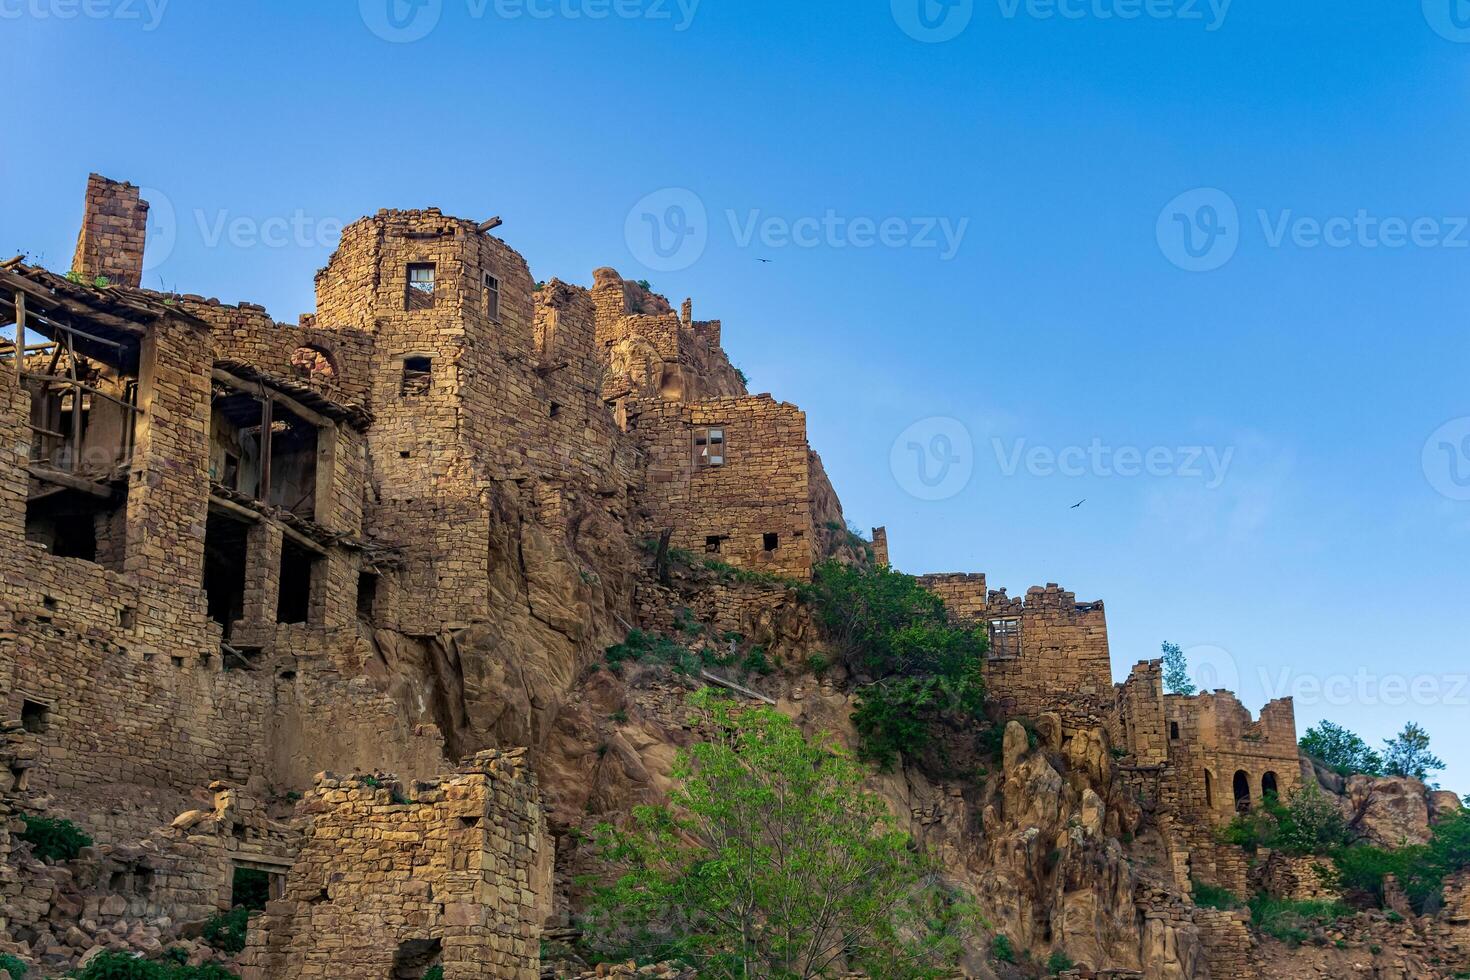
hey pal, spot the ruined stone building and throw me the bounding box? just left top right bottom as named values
left=0, top=174, right=1367, bottom=979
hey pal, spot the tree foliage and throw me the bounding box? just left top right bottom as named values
left=1330, top=808, right=1470, bottom=913
left=1299, top=721, right=1384, bottom=777
left=1215, top=783, right=1350, bottom=857
left=807, top=561, right=987, bottom=769
left=19, top=815, right=92, bottom=863
left=1382, top=722, right=1445, bottom=784
left=583, top=691, right=981, bottom=978
left=1161, top=641, right=1196, bottom=696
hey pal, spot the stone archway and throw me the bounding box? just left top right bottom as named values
left=1262, top=771, right=1279, bottom=800
left=1233, top=769, right=1252, bottom=812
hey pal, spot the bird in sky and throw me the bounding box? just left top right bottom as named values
left=1071, top=499, right=1086, bottom=509
left=757, top=257, right=773, bottom=263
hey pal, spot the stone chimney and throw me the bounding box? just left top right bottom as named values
left=72, top=174, right=149, bottom=287
left=871, top=526, right=890, bottom=566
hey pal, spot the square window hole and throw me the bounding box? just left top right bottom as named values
left=21, top=699, right=49, bottom=734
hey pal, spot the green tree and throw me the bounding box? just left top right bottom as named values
left=584, top=691, right=980, bottom=978
left=1161, top=641, right=1196, bottom=696
left=1299, top=721, right=1384, bottom=777
left=807, top=561, right=987, bottom=769
left=1268, top=782, right=1351, bottom=856
left=1382, top=722, right=1444, bottom=783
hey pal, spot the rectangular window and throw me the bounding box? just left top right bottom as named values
left=988, top=618, right=1021, bottom=659
left=21, top=699, right=50, bottom=734
left=705, top=535, right=722, bottom=554
left=694, top=427, right=725, bottom=467
left=485, top=274, right=501, bottom=321
left=401, top=356, right=432, bottom=397
left=277, top=540, right=319, bottom=625
left=406, top=263, right=436, bottom=310
left=762, top=532, right=779, bottom=552
left=1170, top=721, right=1180, bottom=740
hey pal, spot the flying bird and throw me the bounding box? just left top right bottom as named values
left=757, top=257, right=773, bottom=263
left=1071, top=499, right=1086, bottom=509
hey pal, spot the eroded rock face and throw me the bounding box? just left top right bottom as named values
left=1345, top=775, right=1434, bottom=847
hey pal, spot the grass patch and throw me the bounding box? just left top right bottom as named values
left=1248, top=894, right=1350, bottom=947
left=1191, top=879, right=1241, bottom=910
left=19, top=815, right=92, bottom=863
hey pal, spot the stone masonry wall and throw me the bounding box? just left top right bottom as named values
left=71, top=174, right=148, bottom=287
left=631, top=395, right=818, bottom=579
left=241, top=750, right=550, bottom=980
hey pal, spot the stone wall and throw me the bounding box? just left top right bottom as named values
left=71, top=174, right=148, bottom=287
left=631, top=395, right=820, bottom=579
left=240, top=750, right=550, bottom=980
left=918, top=574, right=1114, bottom=728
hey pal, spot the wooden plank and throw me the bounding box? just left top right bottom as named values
left=14, top=289, right=23, bottom=380
left=0, top=270, right=148, bottom=336
left=20, top=372, right=141, bottom=412
left=208, top=494, right=261, bottom=524
left=26, top=465, right=116, bottom=499
left=700, top=670, right=777, bottom=706
left=212, top=367, right=333, bottom=429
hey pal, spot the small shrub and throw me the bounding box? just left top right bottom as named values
left=0, top=952, right=28, bottom=978
left=68, top=952, right=239, bottom=979
left=611, top=709, right=628, bottom=723
left=1191, top=879, right=1240, bottom=910
left=1248, top=894, right=1349, bottom=947
left=1386, top=910, right=1404, bottom=923
left=990, top=933, right=1015, bottom=963
left=739, top=646, right=773, bottom=677
left=19, top=815, right=92, bottom=862
left=202, top=906, right=253, bottom=954
left=1047, top=949, right=1075, bottom=974
left=423, top=968, right=444, bottom=980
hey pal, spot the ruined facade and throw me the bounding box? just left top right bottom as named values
left=0, top=174, right=1444, bottom=980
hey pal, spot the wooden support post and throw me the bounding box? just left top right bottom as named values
left=259, top=391, right=273, bottom=504
left=13, top=289, right=23, bottom=380
left=66, top=330, right=81, bottom=472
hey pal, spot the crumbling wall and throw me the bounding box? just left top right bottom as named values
left=71, top=174, right=148, bottom=287
left=241, top=750, right=550, bottom=980
left=1166, top=690, right=1300, bottom=824
left=631, top=395, right=819, bottom=579
left=918, top=575, right=1114, bottom=728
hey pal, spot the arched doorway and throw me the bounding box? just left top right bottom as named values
left=1262, top=771, right=1279, bottom=801
left=1233, top=770, right=1252, bottom=812
left=291, top=345, right=338, bottom=384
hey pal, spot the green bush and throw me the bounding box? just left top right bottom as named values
left=1215, top=785, right=1349, bottom=857
left=202, top=906, right=253, bottom=954
left=1330, top=808, right=1470, bottom=913
left=423, top=968, right=444, bottom=980
left=808, top=561, right=987, bottom=769
left=68, top=953, right=238, bottom=979
left=0, top=952, right=28, bottom=979
left=1046, top=950, right=1075, bottom=974
left=989, top=934, right=1015, bottom=963
left=1248, top=894, right=1350, bottom=947
left=19, top=815, right=93, bottom=862
left=1191, top=880, right=1240, bottom=910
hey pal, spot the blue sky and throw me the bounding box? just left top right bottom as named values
left=5, top=0, right=1469, bottom=790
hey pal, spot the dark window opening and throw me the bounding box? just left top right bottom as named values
left=1262, top=771, right=1279, bottom=800
left=406, top=263, right=436, bottom=310
left=458, top=816, right=481, bottom=829
left=204, top=513, right=250, bottom=638
left=357, top=571, right=378, bottom=620
left=988, top=618, right=1021, bottom=660
left=549, top=402, right=561, bottom=418
left=25, top=488, right=126, bottom=568
left=762, top=532, right=779, bottom=552
left=705, top=535, right=722, bottom=554
left=694, top=427, right=725, bottom=467
left=1233, top=770, right=1252, bottom=812
left=401, top=356, right=432, bottom=397
left=1170, top=721, right=1180, bottom=740
left=484, top=273, right=501, bottom=321
left=21, top=699, right=50, bottom=734
left=231, top=865, right=279, bottom=911
left=119, top=605, right=136, bottom=629
left=391, top=938, right=443, bottom=980
left=277, top=540, right=318, bottom=625
left=1204, top=769, right=1214, bottom=808
left=10, top=766, right=29, bottom=791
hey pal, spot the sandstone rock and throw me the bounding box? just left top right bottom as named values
left=1003, top=720, right=1030, bottom=773
left=1345, top=776, right=1432, bottom=847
